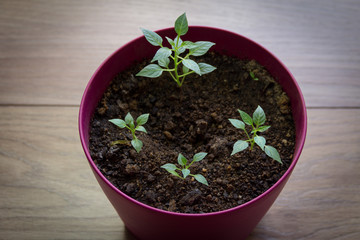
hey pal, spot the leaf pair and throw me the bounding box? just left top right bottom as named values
left=109, top=112, right=149, bottom=153
left=161, top=152, right=209, bottom=186
left=229, top=106, right=282, bottom=164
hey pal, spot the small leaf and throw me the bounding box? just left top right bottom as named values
left=258, top=125, right=271, bottom=132
left=177, top=153, right=187, bottom=166
left=254, top=136, right=266, bottom=150
left=161, top=163, right=177, bottom=171
left=264, top=145, right=282, bottom=164
left=151, top=47, right=172, bottom=63
left=158, top=57, right=170, bottom=68
left=253, top=106, right=266, bottom=126
left=189, top=41, right=215, bottom=56
left=198, top=63, right=216, bottom=75
left=193, top=174, right=209, bottom=186
left=166, top=37, right=175, bottom=48
left=168, top=170, right=181, bottom=178
left=125, top=113, right=134, bottom=125
left=109, top=119, right=126, bottom=128
left=238, top=110, right=253, bottom=126
left=193, top=152, right=207, bottom=162
left=136, top=64, right=164, bottom=78
left=250, top=71, right=259, bottom=80
left=174, top=36, right=183, bottom=47
left=182, top=59, right=201, bottom=75
left=174, top=13, right=188, bottom=36
left=182, top=169, right=190, bottom=179
left=141, top=28, right=163, bottom=46
left=228, top=119, right=245, bottom=130
left=231, top=140, right=249, bottom=155
left=135, top=126, right=147, bottom=133
left=182, top=65, right=189, bottom=74
left=131, top=138, right=143, bottom=153
left=174, top=36, right=185, bottom=54
left=136, top=113, right=149, bottom=126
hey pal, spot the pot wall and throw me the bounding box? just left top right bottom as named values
left=79, top=27, right=307, bottom=240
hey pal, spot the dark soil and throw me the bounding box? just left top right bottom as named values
left=89, top=52, right=296, bottom=213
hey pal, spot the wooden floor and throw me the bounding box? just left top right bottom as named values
left=0, top=0, right=359, bottom=239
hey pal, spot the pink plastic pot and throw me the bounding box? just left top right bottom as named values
left=79, top=26, right=307, bottom=240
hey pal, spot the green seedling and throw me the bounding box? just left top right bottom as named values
left=136, top=13, right=216, bottom=87
left=109, top=112, right=149, bottom=153
left=250, top=71, right=259, bottom=81
left=161, top=152, right=209, bottom=186
left=229, top=106, right=282, bottom=164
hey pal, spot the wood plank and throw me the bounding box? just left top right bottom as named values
left=1, top=0, right=359, bottom=107
left=0, top=107, right=359, bottom=239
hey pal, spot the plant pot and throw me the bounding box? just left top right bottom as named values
left=79, top=26, right=307, bottom=240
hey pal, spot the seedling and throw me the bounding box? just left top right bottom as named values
left=229, top=106, right=282, bottom=164
left=136, top=13, right=216, bottom=87
left=250, top=71, right=259, bottom=81
left=109, top=112, right=149, bottom=153
left=161, top=152, right=209, bottom=186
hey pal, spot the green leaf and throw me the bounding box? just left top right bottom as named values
left=158, top=57, right=170, bottom=68
left=250, top=71, right=259, bottom=80
left=258, top=125, right=271, bottom=132
left=151, top=47, right=172, bottom=63
left=141, top=28, right=163, bottom=46
left=177, top=153, right=187, bottom=166
left=166, top=37, right=175, bottom=48
left=136, top=64, right=164, bottom=78
left=253, top=106, right=266, bottom=126
left=238, top=110, right=253, bottom=126
left=182, top=59, right=201, bottom=75
left=189, top=41, right=215, bottom=56
left=231, top=140, right=249, bottom=155
left=254, top=136, right=266, bottom=150
left=135, top=126, right=147, bottom=133
left=174, top=13, right=188, bottom=36
left=182, top=41, right=196, bottom=49
left=161, top=163, right=177, bottom=171
left=136, top=113, right=149, bottom=126
left=193, top=152, right=207, bottom=162
left=168, top=170, right=181, bottom=178
left=198, top=63, right=216, bottom=75
left=182, top=65, right=189, bottom=74
left=182, top=169, right=190, bottom=179
left=174, top=36, right=185, bottom=54
left=109, top=119, right=126, bottom=128
left=193, top=174, right=209, bottom=186
left=228, top=119, right=245, bottom=130
left=131, top=138, right=143, bottom=153
left=264, top=145, right=282, bottom=164
left=125, top=113, right=134, bottom=125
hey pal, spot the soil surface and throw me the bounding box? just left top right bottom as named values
left=89, top=52, right=296, bottom=213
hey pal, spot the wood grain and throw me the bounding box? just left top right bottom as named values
left=0, top=107, right=359, bottom=239
left=1, top=0, right=359, bottom=107
left=1, top=0, right=359, bottom=239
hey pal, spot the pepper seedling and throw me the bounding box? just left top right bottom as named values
left=109, top=112, right=149, bottom=153
left=229, top=106, right=282, bottom=164
left=161, top=152, right=209, bottom=186
left=250, top=71, right=259, bottom=81
left=136, top=13, right=216, bottom=87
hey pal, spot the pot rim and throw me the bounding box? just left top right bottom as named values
left=79, top=25, right=307, bottom=217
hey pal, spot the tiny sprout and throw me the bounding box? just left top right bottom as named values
left=250, top=71, right=259, bottom=81
left=136, top=13, right=216, bottom=87
left=229, top=106, right=282, bottom=164
left=161, top=152, right=209, bottom=186
left=109, top=112, right=149, bottom=153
